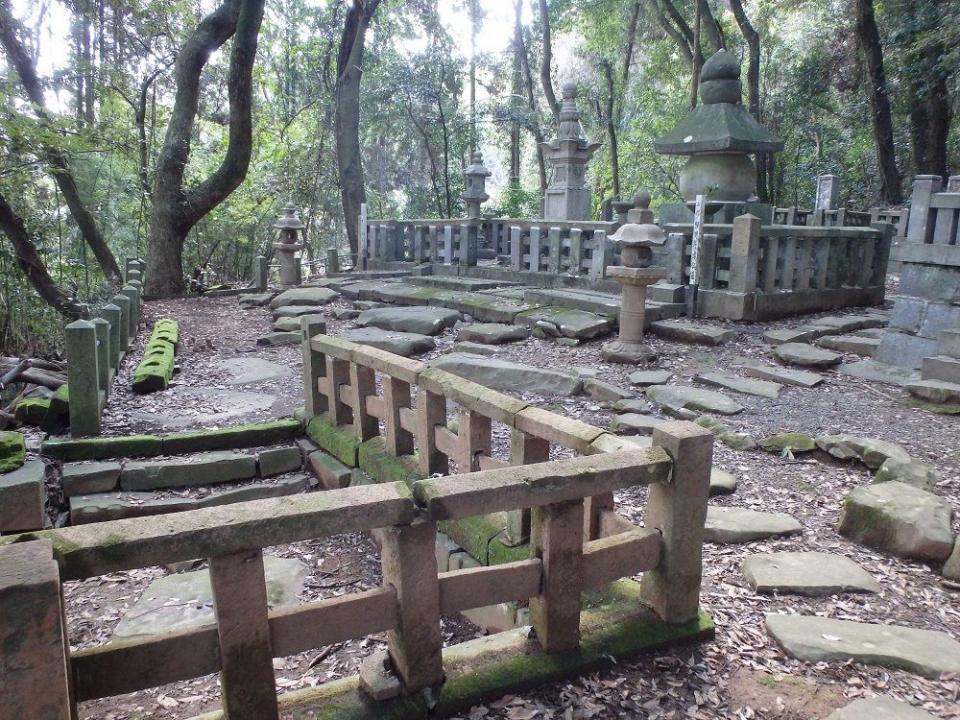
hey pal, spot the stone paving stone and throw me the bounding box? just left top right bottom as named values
left=734, top=360, right=824, bottom=388
left=456, top=323, right=530, bottom=345
left=355, top=306, right=461, bottom=336
left=839, top=359, right=920, bottom=387
left=342, top=328, right=436, bottom=357
left=256, top=331, right=301, bottom=346
left=269, top=287, right=338, bottom=309
left=430, top=353, right=582, bottom=396
left=774, top=342, right=842, bottom=367
left=515, top=307, right=612, bottom=339
left=695, top=372, right=782, bottom=399
left=61, top=461, right=122, bottom=496
left=650, top=320, right=735, bottom=346
left=703, top=506, right=802, bottom=543
left=609, top=413, right=670, bottom=436
left=742, top=552, right=880, bottom=596
left=452, top=341, right=497, bottom=356
left=646, top=385, right=744, bottom=415
left=628, top=370, right=673, bottom=386
left=215, top=358, right=295, bottom=385
left=816, top=334, right=880, bottom=357
left=824, top=697, right=937, bottom=720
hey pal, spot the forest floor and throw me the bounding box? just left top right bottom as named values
left=64, top=290, right=960, bottom=720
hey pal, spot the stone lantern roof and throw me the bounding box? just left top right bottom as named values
left=273, top=202, right=305, bottom=231
left=654, top=50, right=783, bottom=156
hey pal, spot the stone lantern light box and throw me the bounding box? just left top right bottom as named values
left=273, top=202, right=305, bottom=288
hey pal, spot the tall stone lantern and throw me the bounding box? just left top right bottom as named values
left=541, top=82, right=602, bottom=221
left=600, top=191, right=668, bottom=364
left=654, top=50, right=783, bottom=222
left=461, top=151, right=490, bottom=218
left=273, top=202, right=305, bottom=289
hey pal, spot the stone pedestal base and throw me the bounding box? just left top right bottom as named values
left=600, top=339, right=657, bottom=364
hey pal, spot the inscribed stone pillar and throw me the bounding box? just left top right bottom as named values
left=815, top=174, right=840, bottom=210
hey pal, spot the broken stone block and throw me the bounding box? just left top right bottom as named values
left=238, top=292, right=275, bottom=308
left=257, top=446, right=302, bottom=477
left=256, top=331, right=301, bottom=346
left=61, top=461, right=121, bottom=496
left=628, top=370, right=673, bottom=386
left=0, top=460, right=45, bottom=532
left=609, top=413, right=669, bottom=436
left=734, top=360, right=823, bottom=388
left=907, top=379, right=960, bottom=405
left=709, top=469, right=737, bottom=496
left=816, top=334, right=879, bottom=357
left=873, top=457, right=938, bottom=491
left=308, top=450, right=353, bottom=490
left=452, top=341, right=497, bottom=356
left=814, top=435, right=910, bottom=470
left=356, top=306, right=461, bottom=336
left=759, top=432, right=815, bottom=454
left=269, top=287, right=338, bottom=309
left=430, top=354, right=582, bottom=396
left=358, top=651, right=402, bottom=701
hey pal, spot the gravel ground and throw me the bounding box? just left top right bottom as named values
left=68, top=289, right=960, bottom=719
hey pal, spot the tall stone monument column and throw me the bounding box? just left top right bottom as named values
left=541, top=82, right=602, bottom=221
left=461, top=152, right=490, bottom=218
left=815, top=174, right=840, bottom=210
left=273, top=202, right=305, bottom=289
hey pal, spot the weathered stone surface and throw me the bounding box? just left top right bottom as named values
left=839, top=359, right=920, bottom=387
left=874, top=457, right=938, bottom=491
left=763, top=328, right=818, bottom=346
left=759, top=432, right=816, bottom=454
left=120, top=451, right=258, bottom=491
left=709, top=469, right=737, bottom=496
left=113, top=556, right=307, bottom=638
left=609, top=413, right=669, bottom=436
left=816, top=315, right=887, bottom=333
left=646, top=385, right=744, bottom=415
left=215, top=357, right=295, bottom=385
left=272, top=305, right=329, bottom=319
left=735, top=361, right=824, bottom=388
left=61, top=461, right=121, bottom=496
left=774, top=342, right=842, bottom=367
left=817, top=334, right=880, bottom=357
left=342, top=328, right=436, bottom=357
left=129, top=388, right=278, bottom=431
left=161, top=419, right=301, bottom=454
left=584, top=378, right=634, bottom=402
left=273, top=316, right=304, bottom=332
left=452, top=341, right=497, bottom=356
left=359, top=651, right=402, bottom=701
left=695, top=416, right=757, bottom=450
left=0, top=431, right=26, bottom=473
left=308, top=450, right=353, bottom=490
left=332, top=307, right=361, bottom=321
left=430, top=353, right=582, bottom=396
left=703, top=507, right=802, bottom=543
left=269, top=287, right=338, bottom=309
left=0, top=460, right=45, bottom=531
left=238, top=292, right=275, bottom=308
left=696, top=372, right=781, bottom=399
left=611, top=398, right=651, bottom=414
left=600, top=340, right=657, bottom=364
left=943, top=539, right=960, bottom=581
left=516, top=307, right=612, bottom=339
left=650, top=321, right=735, bottom=345
left=257, top=446, right=302, bottom=477
left=256, top=331, right=301, bottom=346
left=825, top=697, right=938, bottom=720
left=456, top=323, right=530, bottom=345
left=839, top=481, right=954, bottom=563
left=815, top=435, right=911, bottom=470
left=907, top=379, right=960, bottom=405
left=742, top=552, right=880, bottom=596
left=628, top=370, right=673, bottom=386
left=765, top=614, right=960, bottom=679
left=356, top=306, right=461, bottom=336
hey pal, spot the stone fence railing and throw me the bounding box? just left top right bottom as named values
left=1, top=332, right=713, bottom=718
left=63, top=257, right=146, bottom=436
left=660, top=217, right=893, bottom=320
left=773, top=206, right=907, bottom=237
left=905, top=175, right=960, bottom=255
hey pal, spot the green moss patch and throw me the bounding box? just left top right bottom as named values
left=14, top=397, right=51, bottom=427
left=306, top=417, right=361, bottom=466
left=440, top=513, right=530, bottom=566
left=358, top=437, right=422, bottom=489
left=40, top=384, right=71, bottom=433
left=131, top=319, right=178, bottom=394
left=162, top=419, right=302, bottom=454
left=41, top=434, right=163, bottom=461
left=759, top=432, right=816, bottom=454
left=0, top=431, right=26, bottom=473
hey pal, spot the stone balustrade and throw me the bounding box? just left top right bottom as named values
left=0, top=333, right=714, bottom=717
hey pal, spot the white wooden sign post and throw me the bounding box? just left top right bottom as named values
left=686, top=194, right=706, bottom=316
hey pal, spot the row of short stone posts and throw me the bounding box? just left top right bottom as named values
left=906, top=174, right=960, bottom=244
left=64, top=263, right=145, bottom=436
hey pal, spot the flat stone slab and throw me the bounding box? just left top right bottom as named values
left=429, top=290, right=539, bottom=323
left=612, top=398, right=651, bottom=414
left=128, top=387, right=278, bottom=430
left=628, top=370, right=673, bottom=386
left=273, top=316, right=304, bottom=332
left=839, top=481, right=954, bottom=563
left=874, top=457, right=938, bottom=491
left=710, top=469, right=737, bottom=496
left=815, top=314, right=887, bottom=333
left=516, top=307, right=612, bottom=339
left=452, top=341, right=497, bottom=356
left=215, top=357, right=295, bottom=385
left=583, top=378, right=634, bottom=402
left=113, top=556, right=308, bottom=639
left=272, top=305, right=330, bottom=319
left=815, top=434, right=911, bottom=469
left=430, top=353, right=582, bottom=396
left=734, top=361, right=823, bottom=388
left=120, top=451, right=257, bottom=491
left=765, top=614, right=960, bottom=679
left=742, top=552, right=880, bottom=596
left=609, top=413, right=669, bottom=436
left=825, top=697, right=938, bottom=720
left=817, top=334, right=880, bottom=357
left=838, top=359, right=920, bottom=387
left=650, top=320, right=735, bottom=345
left=456, top=323, right=530, bottom=345
left=774, top=342, right=842, bottom=367
left=256, top=331, right=301, bottom=346
left=695, top=372, right=782, bottom=399
left=704, top=507, right=802, bottom=543
left=238, top=292, right=275, bottom=308
left=342, top=328, right=436, bottom=357
left=522, top=287, right=620, bottom=317
left=269, top=287, right=338, bottom=309
left=61, top=461, right=121, bottom=496
left=763, top=328, right=818, bottom=346
left=907, top=379, right=960, bottom=405
left=409, top=276, right=519, bottom=291
left=355, top=306, right=461, bottom=336
left=646, top=385, right=744, bottom=415
left=760, top=432, right=816, bottom=454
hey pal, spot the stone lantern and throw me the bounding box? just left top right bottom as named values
left=654, top=50, right=783, bottom=221
left=273, top=202, right=305, bottom=289
left=541, top=82, right=602, bottom=221
left=600, top=191, right=668, bottom=364
left=461, top=151, right=490, bottom=218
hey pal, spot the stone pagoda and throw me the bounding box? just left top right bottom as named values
left=541, top=82, right=602, bottom=221
left=461, top=151, right=491, bottom=218
left=273, top=202, right=305, bottom=288
left=655, top=50, right=783, bottom=223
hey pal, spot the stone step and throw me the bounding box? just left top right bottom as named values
left=765, top=614, right=960, bottom=679
left=816, top=334, right=879, bottom=357
left=907, top=378, right=960, bottom=405
left=408, top=276, right=521, bottom=291
left=921, top=355, right=960, bottom=384
left=120, top=451, right=258, bottom=491
left=938, top=328, right=960, bottom=358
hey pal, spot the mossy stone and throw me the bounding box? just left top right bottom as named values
left=0, top=431, right=26, bottom=473
left=41, top=434, right=163, bottom=461
left=440, top=513, right=530, bottom=566
left=357, top=438, right=422, bottom=489
left=14, top=397, right=51, bottom=426
left=760, top=432, right=816, bottom=453
left=162, top=419, right=302, bottom=455
left=306, top=417, right=361, bottom=466
left=41, top=384, right=71, bottom=433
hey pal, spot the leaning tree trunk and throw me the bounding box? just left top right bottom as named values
left=854, top=0, right=902, bottom=204
left=728, top=0, right=766, bottom=201
left=145, top=0, right=265, bottom=298
left=335, top=0, right=381, bottom=258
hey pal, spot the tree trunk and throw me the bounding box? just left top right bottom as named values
left=699, top=0, right=724, bottom=54
left=145, top=0, right=265, bottom=297
left=538, top=0, right=560, bottom=122
left=518, top=22, right=547, bottom=191
left=601, top=60, right=620, bottom=199
left=690, top=0, right=704, bottom=108
left=728, top=0, right=766, bottom=200
left=510, top=0, right=523, bottom=189
left=335, top=0, right=381, bottom=258
left=854, top=0, right=902, bottom=204
left=0, top=193, right=85, bottom=319
left=652, top=0, right=692, bottom=67
left=0, top=0, right=121, bottom=281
